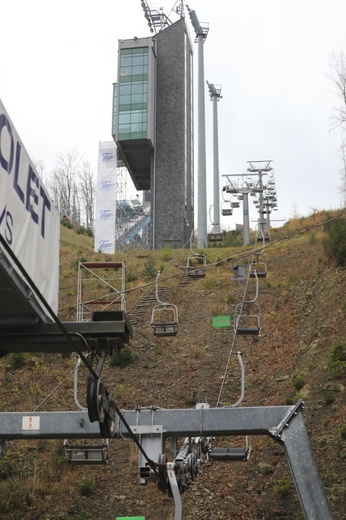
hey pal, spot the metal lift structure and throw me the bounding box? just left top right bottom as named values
left=0, top=232, right=334, bottom=519
left=0, top=402, right=334, bottom=520
left=0, top=236, right=132, bottom=437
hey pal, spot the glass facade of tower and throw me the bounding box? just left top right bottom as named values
left=118, top=47, right=148, bottom=140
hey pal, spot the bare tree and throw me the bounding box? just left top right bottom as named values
left=328, top=52, right=346, bottom=205
left=79, top=160, right=95, bottom=230
left=328, top=52, right=346, bottom=130
left=337, top=140, right=346, bottom=207
left=48, top=149, right=83, bottom=224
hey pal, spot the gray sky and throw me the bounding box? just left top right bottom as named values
left=1, top=0, right=345, bottom=230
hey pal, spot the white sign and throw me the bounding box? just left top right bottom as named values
left=22, top=416, right=40, bottom=430
left=94, top=141, right=116, bottom=254
left=0, top=99, right=60, bottom=313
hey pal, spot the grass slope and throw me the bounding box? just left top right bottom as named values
left=0, top=211, right=345, bottom=520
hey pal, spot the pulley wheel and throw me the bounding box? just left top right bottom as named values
left=87, top=378, right=106, bottom=423
left=157, top=453, right=169, bottom=493
left=99, top=398, right=116, bottom=438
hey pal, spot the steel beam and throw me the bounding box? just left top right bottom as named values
left=0, top=313, right=133, bottom=355
left=278, top=411, right=333, bottom=519
left=0, top=404, right=333, bottom=519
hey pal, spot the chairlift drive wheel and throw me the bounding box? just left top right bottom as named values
left=87, top=377, right=106, bottom=423
left=157, top=453, right=169, bottom=494
left=99, top=397, right=116, bottom=438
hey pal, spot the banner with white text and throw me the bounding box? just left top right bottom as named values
left=0, top=98, right=60, bottom=313
left=94, top=141, right=116, bottom=253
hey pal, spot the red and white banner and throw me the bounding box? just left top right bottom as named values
left=0, top=98, right=60, bottom=313
left=94, top=141, right=116, bottom=254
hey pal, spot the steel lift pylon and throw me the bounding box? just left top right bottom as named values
left=0, top=402, right=334, bottom=520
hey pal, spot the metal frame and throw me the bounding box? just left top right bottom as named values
left=0, top=311, right=133, bottom=356
left=77, top=261, right=126, bottom=322
left=0, top=402, right=333, bottom=520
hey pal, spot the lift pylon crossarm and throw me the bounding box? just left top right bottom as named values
left=0, top=405, right=333, bottom=519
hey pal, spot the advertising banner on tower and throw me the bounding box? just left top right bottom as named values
left=94, top=141, right=116, bottom=254
left=0, top=98, right=60, bottom=314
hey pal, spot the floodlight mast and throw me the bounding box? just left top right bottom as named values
left=187, top=5, right=209, bottom=248
left=207, top=81, right=222, bottom=233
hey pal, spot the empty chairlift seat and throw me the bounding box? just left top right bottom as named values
left=210, top=436, right=251, bottom=462
left=234, top=302, right=261, bottom=335
left=63, top=440, right=109, bottom=465
left=185, top=254, right=207, bottom=278
left=209, top=446, right=250, bottom=462
left=151, top=303, right=179, bottom=336
left=249, top=255, right=268, bottom=278
left=256, top=229, right=271, bottom=242
left=221, top=205, right=233, bottom=216
left=208, top=232, right=223, bottom=242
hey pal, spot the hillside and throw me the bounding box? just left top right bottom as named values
left=0, top=211, right=345, bottom=520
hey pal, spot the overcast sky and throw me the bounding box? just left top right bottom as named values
left=1, top=0, right=346, bottom=230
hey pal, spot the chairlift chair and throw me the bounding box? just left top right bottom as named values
left=207, top=207, right=223, bottom=242
left=185, top=254, right=207, bottom=277
left=208, top=231, right=223, bottom=242
left=221, top=193, right=233, bottom=216
left=185, top=233, right=207, bottom=277
left=234, top=301, right=261, bottom=336
left=151, top=303, right=179, bottom=336
left=225, top=182, right=238, bottom=194
left=151, top=271, right=179, bottom=336
left=256, top=229, right=271, bottom=242
left=231, top=198, right=240, bottom=208
left=63, top=439, right=109, bottom=465
left=222, top=205, right=233, bottom=216
left=249, top=256, right=268, bottom=278
left=210, top=436, right=251, bottom=462
left=221, top=200, right=233, bottom=217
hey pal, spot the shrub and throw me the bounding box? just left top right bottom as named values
left=8, top=353, right=26, bottom=370
left=109, top=347, right=136, bottom=367
left=0, top=450, right=23, bottom=480
left=323, top=219, right=346, bottom=266
left=76, top=225, right=93, bottom=236
left=61, top=219, right=73, bottom=229
left=127, top=272, right=138, bottom=282
left=285, top=394, right=295, bottom=405
left=142, top=258, right=156, bottom=280
left=328, top=343, right=346, bottom=379
left=292, top=372, right=306, bottom=391
left=339, top=424, right=346, bottom=439
left=77, top=477, right=94, bottom=496
left=274, top=475, right=293, bottom=497
left=322, top=390, right=335, bottom=404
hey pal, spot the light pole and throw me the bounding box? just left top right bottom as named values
left=207, top=81, right=222, bottom=234
left=188, top=6, right=209, bottom=248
